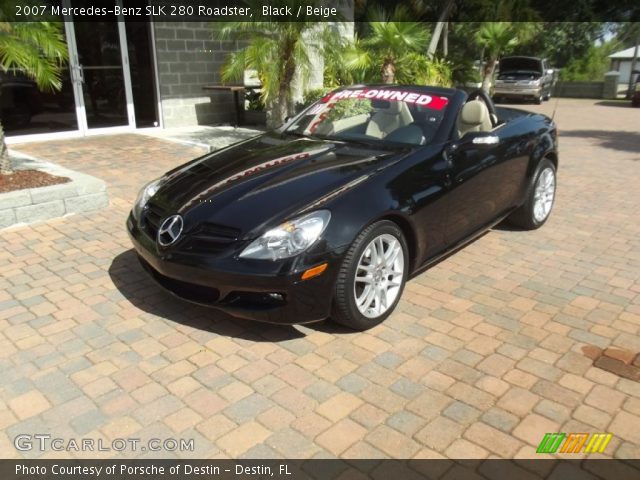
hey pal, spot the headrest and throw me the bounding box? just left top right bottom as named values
left=460, top=100, right=489, bottom=125
left=385, top=101, right=403, bottom=114
left=372, top=100, right=402, bottom=114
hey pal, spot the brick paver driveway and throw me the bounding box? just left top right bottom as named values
left=2, top=99, right=639, bottom=459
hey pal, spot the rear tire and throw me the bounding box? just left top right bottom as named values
left=331, top=220, right=408, bottom=331
left=508, top=158, right=556, bottom=230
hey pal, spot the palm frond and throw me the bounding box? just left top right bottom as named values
left=0, top=20, right=68, bottom=91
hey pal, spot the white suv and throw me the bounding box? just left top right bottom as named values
left=493, top=56, right=554, bottom=104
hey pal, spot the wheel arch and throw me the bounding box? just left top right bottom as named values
left=376, top=213, right=419, bottom=273
left=544, top=150, right=558, bottom=170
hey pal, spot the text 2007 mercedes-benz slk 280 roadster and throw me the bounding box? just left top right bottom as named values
left=127, top=85, right=558, bottom=330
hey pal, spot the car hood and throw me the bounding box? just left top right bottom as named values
left=498, top=57, right=543, bottom=75
left=148, top=133, right=406, bottom=238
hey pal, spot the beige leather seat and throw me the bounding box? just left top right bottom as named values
left=457, top=100, right=492, bottom=138
left=366, top=101, right=413, bottom=139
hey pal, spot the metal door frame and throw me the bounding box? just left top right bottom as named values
left=64, top=0, right=136, bottom=136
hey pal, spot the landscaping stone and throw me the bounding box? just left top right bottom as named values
left=0, top=209, right=16, bottom=229
left=0, top=151, right=108, bottom=229
left=0, top=190, right=31, bottom=209
left=15, top=201, right=65, bottom=223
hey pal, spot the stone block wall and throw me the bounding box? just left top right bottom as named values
left=553, top=82, right=605, bottom=99
left=153, top=21, right=240, bottom=127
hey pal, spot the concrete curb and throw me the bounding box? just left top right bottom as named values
left=0, top=151, right=109, bottom=230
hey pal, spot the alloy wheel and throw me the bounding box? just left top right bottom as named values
left=533, top=167, right=555, bottom=222
left=353, top=233, right=405, bottom=319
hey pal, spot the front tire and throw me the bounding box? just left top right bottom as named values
left=508, top=158, right=556, bottom=230
left=331, top=220, right=408, bottom=330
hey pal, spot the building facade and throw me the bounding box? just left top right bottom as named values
left=609, top=45, right=640, bottom=85
left=2, top=14, right=243, bottom=141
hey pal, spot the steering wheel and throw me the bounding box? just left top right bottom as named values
left=466, top=88, right=498, bottom=127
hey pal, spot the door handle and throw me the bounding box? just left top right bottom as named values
left=74, top=64, right=84, bottom=84
left=471, top=135, right=499, bottom=146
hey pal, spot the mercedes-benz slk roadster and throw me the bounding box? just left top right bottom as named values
left=127, top=85, right=558, bottom=330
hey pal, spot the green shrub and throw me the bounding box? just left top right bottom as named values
left=560, top=42, right=620, bottom=81
left=325, top=99, right=372, bottom=121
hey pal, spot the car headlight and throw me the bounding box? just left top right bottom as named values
left=132, top=177, right=165, bottom=220
left=529, top=79, right=541, bottom=86
left=240, top=210, right=331, bottom=260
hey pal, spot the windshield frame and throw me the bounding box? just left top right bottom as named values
left=282, top=85, right=454, bottom=148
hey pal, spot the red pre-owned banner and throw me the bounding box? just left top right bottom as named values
left=323, top=89, right=449, bottom=110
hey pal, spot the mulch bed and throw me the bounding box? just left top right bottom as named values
left=0, top=170, right=71, bottom=194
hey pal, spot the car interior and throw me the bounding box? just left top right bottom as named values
left=309, top=98, right=445, bottom=146
left=456, top=100, right=493, bottom=137
left=458, top=88, right=507, bottom=138
left=299, top=90, right=505, bottom=146
left=364, top=100, right=413, bottom=138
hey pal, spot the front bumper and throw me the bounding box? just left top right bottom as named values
left=126, top=213, right=343, bottom=324
left=494, top=86, right=542, bottom=98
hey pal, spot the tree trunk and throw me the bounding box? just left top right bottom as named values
left=268, top=38, right=297, bottom=129
left=382, top=61, right=395, bottom=84
left=266, top=99, right=282, bottom=130
left=427, top=0, right=455, bottom=57
left=481, top=57, right=497, bottom=94
left=443, top=22, right=449, bottom=57
left=626, top=34, right=639, bottom=99
left=0, top=122, right=11, bottom=175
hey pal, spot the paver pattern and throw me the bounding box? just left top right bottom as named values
left=1, top=99, right=639, bottom=459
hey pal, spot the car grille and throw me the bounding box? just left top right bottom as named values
left=138, top=256, right=220, bottom=304
left=143, top=202, right=167, bottom=239
left=143, top=202, right=240, bottom=253
left=182, top=223, right=241, bottom=254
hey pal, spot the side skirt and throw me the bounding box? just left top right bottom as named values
left=408, top=210, right=514, bottom=280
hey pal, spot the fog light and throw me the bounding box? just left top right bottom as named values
left=301, top=263, right=328, bottom=280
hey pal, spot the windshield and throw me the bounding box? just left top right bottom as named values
left=286, top=87, right=450, bottom=146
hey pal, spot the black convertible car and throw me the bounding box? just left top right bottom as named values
left=127, top=85, right=557, bottom=330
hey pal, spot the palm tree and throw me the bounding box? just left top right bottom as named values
left=0, top=11, right=68, bottom=174
left=426, top=0, right=456, bottom=58
left=476, top=22, right=519, bottom=93
left=213, top=0, right=337, bottom=129
left=343, top=5, right=430, bottom=84
left=476, top=20, right=541, bottom=94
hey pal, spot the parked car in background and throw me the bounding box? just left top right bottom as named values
left=493, top=56, right=554, bottom=104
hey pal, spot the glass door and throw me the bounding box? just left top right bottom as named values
left=0, top=4, right=78, bottom=137
left=65, top=0, right=135, bottom=133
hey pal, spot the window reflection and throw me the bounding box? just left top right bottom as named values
left=74, top=21, right=128, bottom=128
left=0, top=68, right=78, bottom=136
